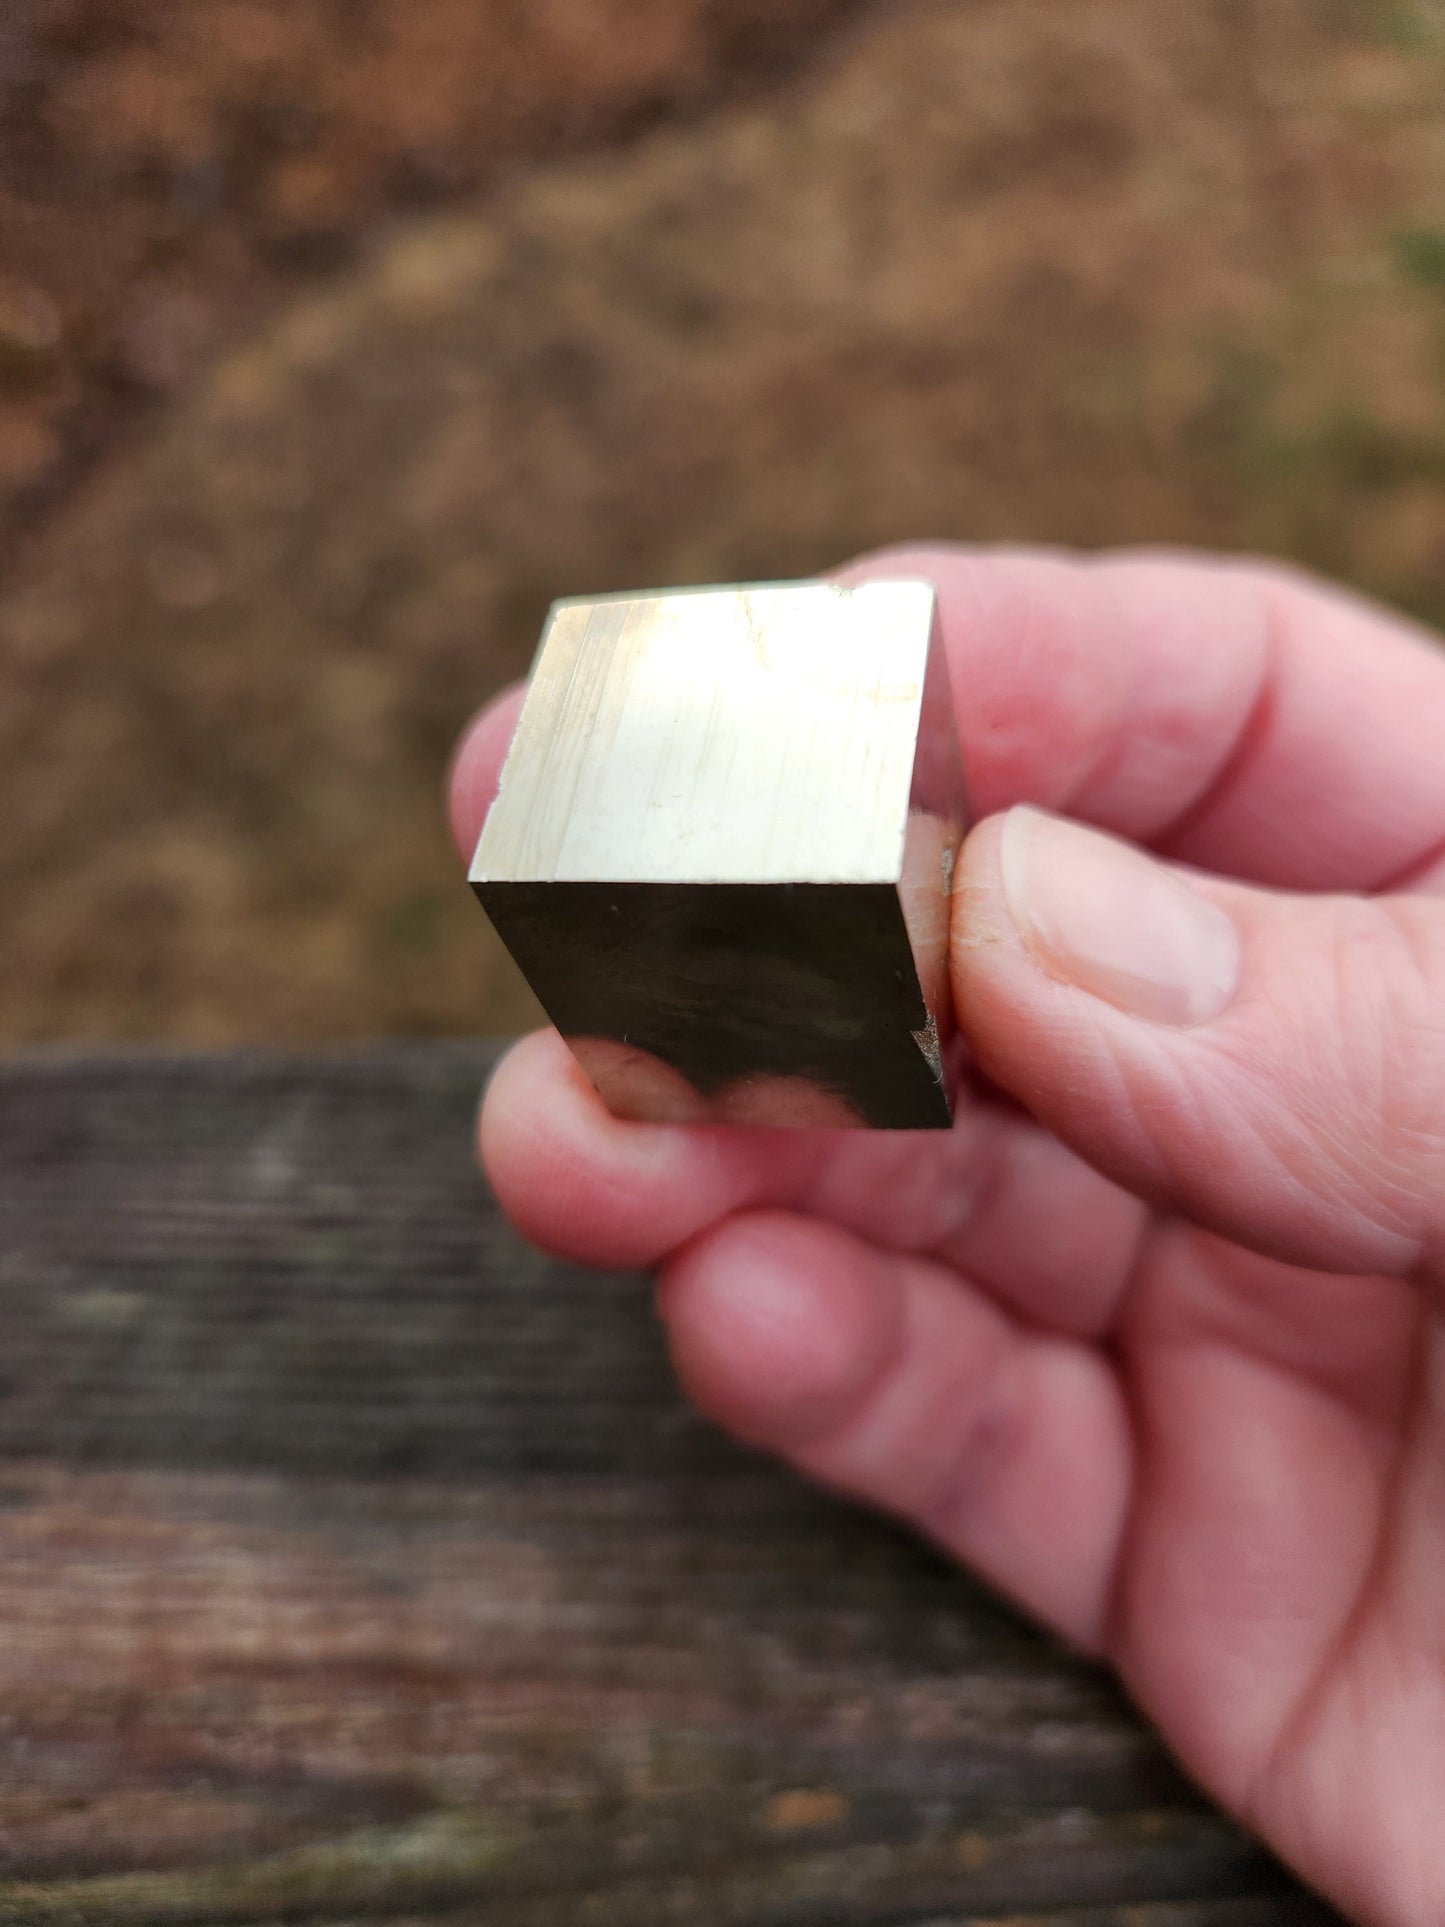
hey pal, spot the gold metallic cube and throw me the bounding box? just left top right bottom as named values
left=470, top=581, right=968, bottom=1129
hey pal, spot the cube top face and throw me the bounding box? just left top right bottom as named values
left=471, top=580, right=941, bottom=888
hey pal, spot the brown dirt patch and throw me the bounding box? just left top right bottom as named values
left=0, top=0, right=868, bottom=560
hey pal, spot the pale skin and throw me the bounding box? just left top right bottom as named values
left=448, top=547, right=1445, bottom=1927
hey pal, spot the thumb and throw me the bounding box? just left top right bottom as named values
left=953, top=808, right=1445, bottom=1284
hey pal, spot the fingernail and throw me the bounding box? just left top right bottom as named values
left=998, top=807, right=1241, bottom=1027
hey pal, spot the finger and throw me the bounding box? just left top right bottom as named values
left=843, top=546, right=1445, bottom=890
left=479, top=1030, right=815, bottom=1271
left=793, top=1113, right=1146, bottom=1336
left=658, top=1210, right=1134, bottom=1652
left=952, top=806, right=1445, bottom=1283
left=482, top=1029, right=1147, bottom=1335
left=1111, top=1228, right=1419, bottom=1830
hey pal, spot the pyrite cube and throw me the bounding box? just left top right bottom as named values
left=470, top=580, right=968, bottom=1129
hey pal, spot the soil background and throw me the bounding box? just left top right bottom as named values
left=3, top=0, right=1445, bottom=1045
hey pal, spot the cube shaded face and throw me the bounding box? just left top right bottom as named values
left=479, top=880, right=947, bottom=1127
left=471, top=581, right=968, bottom=1130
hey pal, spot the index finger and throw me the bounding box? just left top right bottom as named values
left=450, top=546, right=1445, bottom=891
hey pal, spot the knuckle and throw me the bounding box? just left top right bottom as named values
left=1196, top=895, right=1445, bottom=1269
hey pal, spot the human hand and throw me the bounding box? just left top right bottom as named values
left=449, top=547, right=1445, bottom=1927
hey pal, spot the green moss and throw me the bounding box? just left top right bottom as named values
left=1395, top=227, right=1445, bottom=287
left=1375, top=0, right=1445, bottom=52
left=0, top=1809, right=519, bottom=1924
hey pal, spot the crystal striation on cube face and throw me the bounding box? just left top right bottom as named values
left=470, top=579, right=969, bottom=1129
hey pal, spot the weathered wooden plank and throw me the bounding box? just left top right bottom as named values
left=0, top=1049, right=698, bottom=1479
left=0, top=1050, right=1339, bottom=1922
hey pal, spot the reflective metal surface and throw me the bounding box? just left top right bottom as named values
left=471, top=581, right=969, bottom=1129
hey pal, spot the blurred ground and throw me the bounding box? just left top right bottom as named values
left=0, top=0, right=863, bottom=552
left=3, top=0, right=1445, bottom=1045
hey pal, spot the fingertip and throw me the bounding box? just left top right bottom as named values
left=659, top=1214, right=901, bottom=1450
left=479, top=1033, right=807, bottom=1271
left=480, top=1031, right=681, bottom=1268
left=446, top=684, right=526, bottom=864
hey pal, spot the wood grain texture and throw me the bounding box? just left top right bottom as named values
left=0, top=1047, right=1341, bottom=1924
